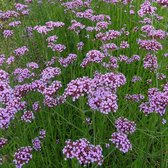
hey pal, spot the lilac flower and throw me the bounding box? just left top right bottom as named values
left=120, top=41, right=129, bottom=49
left=64, top=76, right=91, bottom=101
left=39, top=129, right=46, bottom=139
left=59, top=54, right=77, bottom=67
left=0, top=10, right=19, bottom=20
left=6, top=56, right=15, bottom=65
left=13, top=68, right=34, bottom=83
left=68, top=20, right=85, bottom=33
left=143, top=54, right=158, bottom=71
left=96, top=21, right=109, bottom=31
left=96, top=29, right=121, bottom=41
left=13, top=146, right=33, bottom=168
left=3, top=30, right=14, bottom=38
left=43, top=81, right=62, bottom=96
left=15, top=3, right=28, bottom=11
left=34, top=25, right=51, bottom=34
left=14, top=46, right=29, bottom=56
left=140, top=88, right=168, bottom=116
left=157, top=0, right=168, bottom=7
left=0, top=108, right=12, bottom=129
left=137, top=39, right=162, bottom=52
left=77, top=41, right=84, bottom=50
left=88, top=87, right=118, bottom=114
left=45, top=21, right=65, bottom=29
left=0, top=54, right=5, bottom=66
left=81, top=50, right=105, bottom=67
left=164, top=53, right=168, bottom=57
left=109, top=132, right=132, bottom=153
left=32, top=102, right=40, bottom=112
left=0, top=138, right=8, bottom=148
left=0, top=70, right=10, bottom=82
left=32, top=137, right=41, bottom=151
left=46, top=35, right=58, bottom=43
left=41, top=67, right=61, bottom=81
left=63, top=138, right=104, bottom=166
left=138, top=1, right=157, bottom=17
left=48, top=43, right=66, bottom=52
left=26, top=62, right=39, bottom=69
left=21, top=111, right=35, bottom=123
left=9, top=21, right=21, bottom=27
left=115, top=117, right=136, bottom=134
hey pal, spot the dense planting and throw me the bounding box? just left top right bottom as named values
left=0, top=0, right=168, bottom=167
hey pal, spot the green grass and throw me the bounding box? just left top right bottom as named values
left=0, top=0, right=168, bottom=167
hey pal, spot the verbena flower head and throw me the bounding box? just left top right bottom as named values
left=21, top=111, right=35, bottom=123
left=0, top=137, right=8, bottom=148
left=157, top=0, right=168, bottom=7
left=63, top=138, right=104, bottom=166
left=143, top=54, right=158, bottom=71
left=13, top=146, right=33, bottom=168
left=32, top=137, right=41, bottom=151
left=109, top=132, right=132, bottom=153
left=115, top=117, right=136, bottom=134
left=81, top=50, right=105, bottom=68
left=137, top=39, right=162, bottom=52
left=14, top=46, right=29, bottom=56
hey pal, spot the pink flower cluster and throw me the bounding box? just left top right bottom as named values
left=63, top=138, right=103, bottom=166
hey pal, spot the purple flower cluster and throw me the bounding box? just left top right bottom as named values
left=109, top=132, right=132, bottom=153
left=115, top=117, right=136, bottom=134
left=140, top=86, right=168, bottom=116
left=41, top=67, right=61, bottom=81
left=59, top=54, right=77, bottom=67
left=0, top=137, right=8, bottom=148
left=157, top=0, right=168, bottom=7
left=14, top=46, right=29, bottom=56
left=13, top=68, right=34, bottom=83
left=3, top=30, right=14, bottom=38
left=143, top=54, right=158, bottom=71
left=88, top=87, right=118, bottom=114
left=63, top=138, right=103, bottom=166
left=137, top=39, right=162, bottom=52
left=81, top=50, right=105, bottom=67
left=9, top=21, right=21, bottom=27
left=32, top=137, right=41, bottom=151
left=138, top=1, right=157, bottom=17
left=96, top=29, right=121, bottom=41
left=21, top=111, right=35, bottom=123
left=13, top=146, right=33, bottom=168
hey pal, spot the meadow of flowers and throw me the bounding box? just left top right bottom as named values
left=0, top=0, right=168, bottom=167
